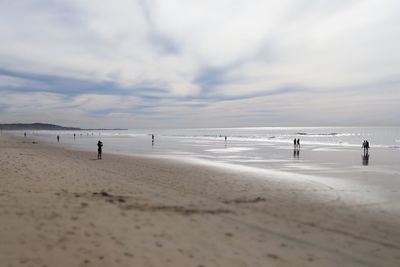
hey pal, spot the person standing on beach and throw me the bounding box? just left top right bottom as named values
left=97, top=140, right=103, bottom=160
left=296, top=138, right=300, bottom=148
left=24, top=132, right=26, bottom=137
left=361, top=140, right=370, bottom=165
left=293, top=138, right=297, bottom=148
left=57, top=135, right=60, bottom=142
left=362, top=140, right=370, bottom=154
left=225, top=136, right=227, bottom=142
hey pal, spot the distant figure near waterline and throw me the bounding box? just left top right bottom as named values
left=225, top=136, right=227, bottom=141
left=57, top=135, right=60, bottom=142
left=74, top=133, right=76, bottom=140
left=293, top=138, right=300, bottom=157
left=24, top=132, right=26, bottom=137
left=97, top=140, right=103, bottom=160
left=362, top=140, right=370, bottom=154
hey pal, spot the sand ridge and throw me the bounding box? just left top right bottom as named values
left=0, top=134, right=399, bottom=266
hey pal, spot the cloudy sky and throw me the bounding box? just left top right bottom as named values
left=0, top=0, right=399, bottom=128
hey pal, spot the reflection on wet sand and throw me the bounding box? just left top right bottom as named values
left=362, top=152, right=369, bottom=166
left=293, top=148, right=300, bottom=159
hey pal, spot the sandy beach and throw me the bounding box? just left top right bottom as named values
left=0, top=134, right=399, bottom=267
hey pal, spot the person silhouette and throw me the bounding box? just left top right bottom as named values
left=74, top=133, right=76, bottom=140
left=362, top=140, right=370, bottom=154
left=296, top=138, right=300, bottom=148
left=225, top=136, right=227, bottom=142
left=57, top=135, right=60, bottom=142
left=293, top=138, right=297, bottom=148
left=24, top=132, right=26, bottom=137
left=97, top=140, right=103, bottom=160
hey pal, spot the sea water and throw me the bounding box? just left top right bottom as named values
left=24, top=126, right=399, bottom=160
left=23, top=126, right=399, bottom=176
left=17, top=126, right=400, bottom=205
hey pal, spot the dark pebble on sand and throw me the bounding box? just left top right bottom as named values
left=267, top=254, right=280, bottom=260
left=101, top=191, right=111, bottom=197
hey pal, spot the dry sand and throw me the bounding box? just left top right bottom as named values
left=0, top=134, right=399, bottom=267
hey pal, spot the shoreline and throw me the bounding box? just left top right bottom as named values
left=1, top=134, right=399, bottom=266
left=25, top=131, right=400, bottom=211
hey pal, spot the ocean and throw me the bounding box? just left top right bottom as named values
left=22, top=126, right=399, bottom=174
left=14, top=126, right=400, bottom=205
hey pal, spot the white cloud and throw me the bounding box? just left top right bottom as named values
left=0, top=0, right=399, bottom=126
left=72, top=94, right=139, bottom=111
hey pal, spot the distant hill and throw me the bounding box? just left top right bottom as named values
left=0, top=123, right=81, bottom=130
left=0, top=123, right=127, bottom=131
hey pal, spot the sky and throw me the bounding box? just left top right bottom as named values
left=0, top=0, right=399, bottom=128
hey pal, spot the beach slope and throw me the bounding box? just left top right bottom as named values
left=0, top=135, right=399, bottom=266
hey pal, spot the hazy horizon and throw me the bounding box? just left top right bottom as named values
left=2, top=122, right=400, bottom=130
left=1, top=1, right=399, bottom=128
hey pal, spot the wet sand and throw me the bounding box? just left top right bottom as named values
left=0, top=134, right=399, bottom=267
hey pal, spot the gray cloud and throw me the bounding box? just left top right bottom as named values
left=0, top=0, right=399, bottom=127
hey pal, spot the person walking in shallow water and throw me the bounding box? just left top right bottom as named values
left=97, top=140, right=103, bottom=160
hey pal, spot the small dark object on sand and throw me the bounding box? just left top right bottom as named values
left=100, top=191, right=111, bottom=197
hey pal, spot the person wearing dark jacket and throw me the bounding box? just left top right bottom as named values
left=97, top=140, right=103, bottom=160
